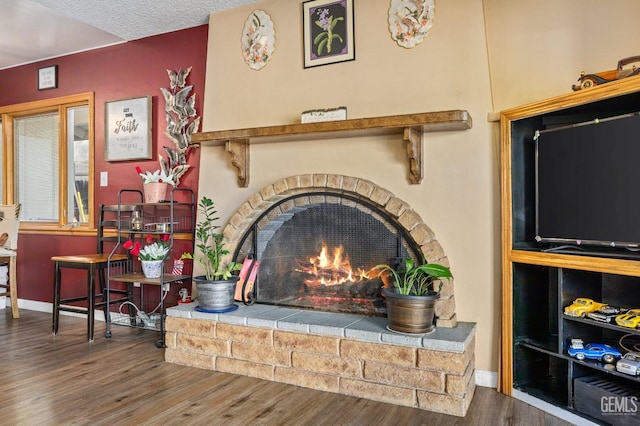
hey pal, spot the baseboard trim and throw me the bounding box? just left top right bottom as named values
left=475, top=370, right=498, bottom=388
left=17, top=299, right=108, bottom=322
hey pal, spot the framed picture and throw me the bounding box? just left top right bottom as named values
left=38, top=65, right=57, bottom=90
left=105, top=96, right=152, bottom=162
left=303, top=0, right=355, bottom=68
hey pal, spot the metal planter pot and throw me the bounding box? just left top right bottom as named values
left=382, top=287, right=440, bottom=334
left=194, top=276, right=239, bottom=312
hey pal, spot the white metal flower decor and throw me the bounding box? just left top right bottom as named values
left=388, top=0, right=435, bottom=48
left=159, top=67, right=200, bottom=186
left=241, top=10, right=276, bottom=70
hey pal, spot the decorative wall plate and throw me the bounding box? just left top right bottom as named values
left=241, top=10, right=276, bottom=70
left=388, top=0, right=435, bottom=48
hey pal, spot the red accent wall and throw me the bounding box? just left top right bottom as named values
left=0, top=26, right=208, bottom=304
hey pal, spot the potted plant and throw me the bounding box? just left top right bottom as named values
left=181, top=196, right=241, bottom=312
left=135, top=166, right=176, bottom=203
left=373, top=258, right=452, bottom=334
left=124, top=234, right=171, bottom=279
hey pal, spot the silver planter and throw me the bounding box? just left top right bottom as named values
left=194, top=276, right=239, bottom=311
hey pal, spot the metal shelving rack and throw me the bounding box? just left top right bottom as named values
left=105, top=187, right=195, bottom=348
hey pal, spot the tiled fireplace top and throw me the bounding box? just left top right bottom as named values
left=166, top=303, right=475, bottom=353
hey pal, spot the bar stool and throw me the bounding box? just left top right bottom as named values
left=0, top=204, right=21, bottom=318
left=52, top=204, right=135, bottom=341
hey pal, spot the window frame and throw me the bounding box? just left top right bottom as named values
left=0, top=93, right=95, bottom=235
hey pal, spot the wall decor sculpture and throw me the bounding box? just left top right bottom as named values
left=388, top=0, right=435, bottom=48
left=241, top=10, right=276, bottom=70
left=159, top=67, right=200, bottom=186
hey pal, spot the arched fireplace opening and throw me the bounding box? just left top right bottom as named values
left=232, top=192, right=422, bottom=316
left=222, top=174, right=457, bottom=327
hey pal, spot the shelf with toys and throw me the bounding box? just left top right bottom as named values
left=501, top=78, right=640, bottom=424
left=511, top=260, right=640, bottom=419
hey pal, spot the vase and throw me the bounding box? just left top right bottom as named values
left=144, top=182, right=168, bottom=203
left=382, top=287, right=440, bottom=334
left=141, top=260, right=163, bottom=279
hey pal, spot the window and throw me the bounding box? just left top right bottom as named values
left=16, top=112, right=60, bottom=222
left=0, top=93, right=94, bottom=233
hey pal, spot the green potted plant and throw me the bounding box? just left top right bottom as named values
left=373, top=258, right=452, bottom=334
left=181, top=196, right=241, bottom=312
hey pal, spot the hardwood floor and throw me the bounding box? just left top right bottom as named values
left=0, top=309, right=571, bottom=425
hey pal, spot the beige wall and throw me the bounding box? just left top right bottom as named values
left=199, top=0, right=640, bottom=374
left=485, top=0, right=640, bottom=111
left=201, top=0, right=496, bottom=372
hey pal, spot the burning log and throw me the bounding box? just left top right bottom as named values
left=295, top=242, right=378, bottom=287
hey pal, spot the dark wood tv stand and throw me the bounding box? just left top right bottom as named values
left=500, top=76, right=640, bottom=423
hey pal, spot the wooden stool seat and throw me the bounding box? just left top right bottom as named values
left=52, top=204, right=135, bottom=342
left=51, top=254, right=126, bottom=264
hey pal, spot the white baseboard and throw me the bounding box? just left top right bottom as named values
left=18, top=299, right=109, bottom=322
left=475, top=370, right=498, bottom=388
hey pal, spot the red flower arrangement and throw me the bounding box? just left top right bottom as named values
left=124, top=234, right=171, bottom=260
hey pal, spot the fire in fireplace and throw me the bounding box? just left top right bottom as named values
left=295, top=242, right=377, bottom=286
left=233, top=192, right=421, bottom=316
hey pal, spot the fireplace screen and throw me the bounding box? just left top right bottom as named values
left=233, top=193, right=421, bottom=316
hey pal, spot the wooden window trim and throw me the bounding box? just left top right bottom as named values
left=0, top=92, right=95, bottom=234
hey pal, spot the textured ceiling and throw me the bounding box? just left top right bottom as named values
left=0, top=0, right=260, bottom=70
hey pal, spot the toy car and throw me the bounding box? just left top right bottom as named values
left=615, top=308, right=640, bottom=329
left=564, top=298, right=606, bottom=318
left=572, top=56, right=640, bottom=91
left=587, top=305, right=628, bottom=323
left=616, top=352, right=640, bottom=376
left=567, top=339, right=621, bottom=363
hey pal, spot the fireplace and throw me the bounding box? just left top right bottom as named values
left=232, top=191, right=422, bottom=316
left=224, top=174, right=457, bottom=328
left=166, top=174, right=473, bottom=417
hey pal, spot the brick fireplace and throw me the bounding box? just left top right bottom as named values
left=165, top=174, right=476, bottom=416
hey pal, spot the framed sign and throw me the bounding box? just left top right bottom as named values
left=38, top=65, right=58, bottom=90
left=303, top=0, right=355, bottom=68
left=105, top=96, right=152, bottom=162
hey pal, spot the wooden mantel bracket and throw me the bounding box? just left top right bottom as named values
left=404, top=126, right=423, bottom=184
left=191, top=110, right=472, bottom=187
left=225, top=139, right=249, bottom=187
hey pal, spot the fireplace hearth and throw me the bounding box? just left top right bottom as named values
left=165, top=303, right=476, bottom=416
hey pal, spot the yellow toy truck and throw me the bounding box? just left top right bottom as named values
left=564, top=298, right=606, bottom=318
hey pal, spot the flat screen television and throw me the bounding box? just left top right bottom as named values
left=535, top=112, right=640, bottom=250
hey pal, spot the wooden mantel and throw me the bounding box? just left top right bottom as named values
left=191, top=110, right=472, bottom=187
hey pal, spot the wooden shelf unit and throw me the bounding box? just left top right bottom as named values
left=191, top=110, right=472, bottom=187
left=500, top=76, right=640, bottom=422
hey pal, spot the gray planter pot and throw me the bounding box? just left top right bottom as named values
left=382, top=287, right=440, bottom=334
left=194, top=275, right=239, bottom=312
